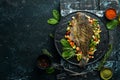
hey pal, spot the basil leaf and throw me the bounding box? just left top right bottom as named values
left=47, top=18, right=58, bottom=25
left=52, top=9, right=60, bottom=20
left=60, top=39, right=71, bottom=47
left=42, top=49, right=53, bottom=57
left=106, top=20, right=119, bottom=30
left=63, top=47, right=73, bottom=51
left=62, top=50, right=75, bottom=59
left=49, top=33, right=54, bottom=38
left=46, top=67, right=55, bottom=74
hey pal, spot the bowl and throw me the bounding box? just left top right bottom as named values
left=36, top=54, right=52, bottom=70
left=100, top=67, right=113, bottom=80
left=105, top=8, right=117, bottom=20
left=54, top=11, right=109, bottom=67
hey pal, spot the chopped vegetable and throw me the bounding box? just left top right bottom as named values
left=42, top=49, right=53, bottom=57
left=76, top=53, right=82, bottom=61
left=76, top=47, right=80, bottom=51
left=87, top=19, right=101, bottom=57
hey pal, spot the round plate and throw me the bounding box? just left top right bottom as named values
left=54, top=11, right=109, bottom=66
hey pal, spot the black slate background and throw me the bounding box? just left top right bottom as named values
left=1, top=0, right=120, bottom=80
left=0, top=0, right=60, bottom=80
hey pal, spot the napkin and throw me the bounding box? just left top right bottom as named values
left=60, top=0, right=120, bottom=17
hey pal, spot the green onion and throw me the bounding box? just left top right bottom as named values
left=97, top=44, right=113, bottom=71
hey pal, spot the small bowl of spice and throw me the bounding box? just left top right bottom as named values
left=105, top=8, right=117, bottom=20
left=36, top=54, right=51, bottom=70
left=100, top=67, right=113, bottom=80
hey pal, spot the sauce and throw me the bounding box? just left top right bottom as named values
left=105, top=8, right=116, bottom=20
left=100, top=68, right=113, bottom=80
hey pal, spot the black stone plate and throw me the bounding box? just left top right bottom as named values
left=54, top=11, right=109, bottom=66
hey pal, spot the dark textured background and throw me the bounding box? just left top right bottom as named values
left=0, top=0, right=120, bottom=80
left=0, top=0, right=60, bottom=80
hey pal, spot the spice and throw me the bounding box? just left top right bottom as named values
left=37, top=54, right=51, bottom=69
left=38, top=59, right=49, bottom=68
left=100, top=68, right=113, bottom=80
left=105, top=8, right=116, bottom=20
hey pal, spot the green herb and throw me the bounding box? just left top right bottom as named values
left=62, top=50, right=75, bottom=59
left=97, top=44, right=113, bottom=71
left=106, top=20, right=119, bottom=30
left=76, top=54, right=82, bottom=61
left=60, top=39, right=71, bottom=47
left=42, top=49, right=53, bottom=57
left=60, top=39, right=75, bottom=59
left=47, top=18, right=58, bottom=25
left=93, top=20, right=99, bottom=27
left=62, top=47, right=74, bottom=51
left=89, top=39, right=97, bottom=47
left=49, top=33, right=54, bottom=38
left=47, top=9, right=60, bottom=25
left=46, top=67, right=55, bottom=74
left=52, top=9, right=60, bottom=20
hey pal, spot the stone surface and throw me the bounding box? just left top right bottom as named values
left=60, top=0, right=120, bottom=16
left=59, top=0, right=120, bottom=80
left=0, top=0, right=59, bottom=80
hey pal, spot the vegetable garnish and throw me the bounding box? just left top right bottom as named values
left=42, top=49, right=53, bottom=57
left=47, top=9, right=60, bottom=25
left=97, top=44, right=113, bottom=71
left=88, top=19, right=101, bottom=57
left=52, top=9, right=60, bottom=21
left=60, top=12, right=101, bottom=64
left=60, top=39, right=76, bottom=59
left=46, top=66, right=55, bottom=74
left=47, top=18, right=58, bottom=25
left=106, top=19, right=119, bottom=30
